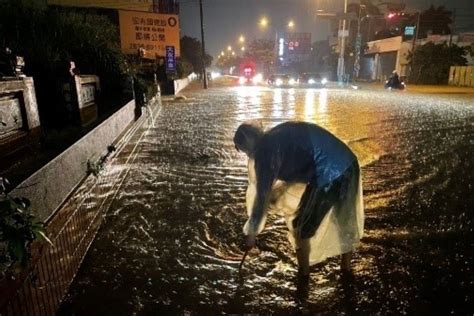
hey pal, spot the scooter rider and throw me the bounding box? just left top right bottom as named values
left=386, top=70, right=401, bottom=89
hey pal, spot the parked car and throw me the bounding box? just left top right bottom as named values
left=267, top=74, right=298, bottom=87
left=298, top=73, right=328, bottom=88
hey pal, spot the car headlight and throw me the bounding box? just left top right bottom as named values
left=252, top=73, right=263, bottom=84
left=321, top=78, right=328, bottom=85
left=289, top=78, right=296, bottom=85
left=239, top=76, right=246, bottom=85
left=275, top=79, right=283, bottom=86
left=308, top=79, right=315, bottom=84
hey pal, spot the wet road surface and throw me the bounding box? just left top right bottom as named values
left=59, top=83, right=474, bottom=315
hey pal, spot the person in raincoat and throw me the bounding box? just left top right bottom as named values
left=234, top=121, right=364, bottom=277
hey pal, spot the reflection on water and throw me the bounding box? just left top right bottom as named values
left=59, top=86, right=474, bottom=315
left=318, top=88, right=328, bottom=115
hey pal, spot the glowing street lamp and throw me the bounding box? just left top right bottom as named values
left=241, top=46, right=245, bottom=52
left=288, top=20, right=295, bottom=28
left=231, top=51, right=235, bottom=56
left=239, top=35, right=245, bottom=43
left=259, top=17, right=268, bottom=27
left=227, top=45, right=232, bottom=51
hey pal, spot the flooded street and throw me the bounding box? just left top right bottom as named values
left=59, top=83, right=474, bottom=315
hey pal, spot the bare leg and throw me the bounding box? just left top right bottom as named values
left=295, top=238, right=311, bottom=277
left=341, top=251, right=352, bottom=272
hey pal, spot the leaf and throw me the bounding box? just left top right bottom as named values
left=10, top=240, right=26, bottom=266
left=37, top=231, right=54, bottom=247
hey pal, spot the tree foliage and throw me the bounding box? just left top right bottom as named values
left=241, top=39, right=275, bottom=75
left=180, top=36, right=212, bottom=75
left=408, top=42, right=466, bottom=84
left=0, top=0, right=129, bottom=126
left=418, top=5, right=452, bottom=38
left=215, top=55, right=240, bottom=73
left=244, top=39, right=275, bottom=67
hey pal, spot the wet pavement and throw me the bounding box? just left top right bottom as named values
left=58, top=82, right=474, bottom=315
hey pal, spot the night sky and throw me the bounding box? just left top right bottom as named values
left=179, top=0, right=474, bottom=58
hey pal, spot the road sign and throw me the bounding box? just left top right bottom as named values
left=338, top=30, right=349, bottom=37
left=119, top=10, right=180, bottom=58
left=165, top=46, right=176, bottom=74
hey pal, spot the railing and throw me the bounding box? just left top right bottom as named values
left=449, top=66, right=474, bottom=87
left=0, top=99, right=159, bottom=315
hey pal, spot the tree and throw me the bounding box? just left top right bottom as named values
left=215, top=55, right=240, bottom=74
left=179, top=36, right=212, bottom=75
left=0, top=0, right=128, bottom=127
left=408, top=42, right=466, bottom=84
left=418, top=5, right=452, bottom=38
left=244, top=39, right=275, bottom=75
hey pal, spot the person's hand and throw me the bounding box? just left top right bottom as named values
left=242, top=234, right=256, bottom=251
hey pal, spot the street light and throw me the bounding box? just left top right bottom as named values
left=288, top=20, right=295, bottom=28
left=259, top=17, right=268, bottom=27
left=227, top=45, right=232, bottom=51
left=241, top=46, right=245, bottom=52
left=239, top=35, right=245, bottom=43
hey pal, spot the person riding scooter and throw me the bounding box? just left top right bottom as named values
left=385, top=70, right=405, bottom=90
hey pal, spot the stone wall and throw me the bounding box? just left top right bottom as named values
left=11, top=97, right=141, bottom=222
left=0, top=77, right=41, bottom=160
left=173, top=72, right=197, bottom=94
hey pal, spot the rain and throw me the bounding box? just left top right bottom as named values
left=58, top=83, right=474, bottom=314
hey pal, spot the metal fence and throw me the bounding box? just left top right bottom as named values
left=449, top=66, right=474, bottom=87
left=0, top=102, right=158, bottom=316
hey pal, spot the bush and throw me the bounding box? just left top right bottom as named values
left=0, top=177, right=51, bottom=277
left=408, top=42, right=467, bottom=84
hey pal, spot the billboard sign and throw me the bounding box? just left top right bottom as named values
left=165, top=46, right=176, bottom=73
left=278, top=32, right=311, bottom=65
left=48, top=0, right=153, bottom=12
left=119, top=10, right=180, bottom=58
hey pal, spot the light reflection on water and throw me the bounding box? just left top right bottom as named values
left=59, top=86, right=474, bottom=315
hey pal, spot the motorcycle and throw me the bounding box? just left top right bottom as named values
left=384, top=78, right=406, bottom=90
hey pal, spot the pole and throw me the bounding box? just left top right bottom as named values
left=412, top=12, right=420, bottom=52
left=449, top=9, right=456, bottom=47
left=199, top=0, right=208, bottom=89
left=353, top=3, right=364, bottom=79
left=337, top=0, right=348, bottom=84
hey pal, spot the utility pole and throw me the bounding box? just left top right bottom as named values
left=411, top=11, right=421, bottom=52
left=199, top=0, right=208, bottom=89
left=337, top=0, right=348, bottom=84
left=449, top=9, right=456, bottom=47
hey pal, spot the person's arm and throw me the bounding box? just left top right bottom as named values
left=243, top=157, right=276, bottom=248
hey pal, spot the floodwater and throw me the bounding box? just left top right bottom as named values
left=59, top=83, right=474, bottom=315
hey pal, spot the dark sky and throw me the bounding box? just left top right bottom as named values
left=179, top=0, right=474, bottom=58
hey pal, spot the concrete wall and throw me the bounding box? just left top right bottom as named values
left=0, top=77, right=40, bottom=132
left=0, top=77, right=41, bottom=160
left=74, top=75, right=100, bottom=126
left=365, top=36, right=403, bottom=55
left=11, top=98, right=138, bottom=222
left=173, top=72, right=197, bottom=94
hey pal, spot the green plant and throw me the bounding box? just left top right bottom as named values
left=0, top=177, right=51, bottom=276
left=408, top=42, right=467, bottom=84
